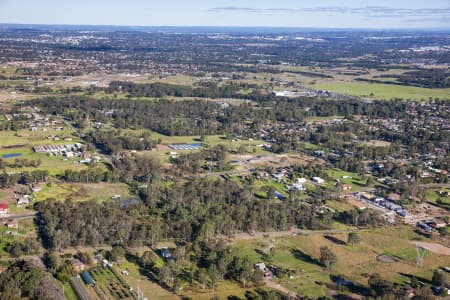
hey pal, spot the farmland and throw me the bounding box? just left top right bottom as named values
left=312, top=82, right=450, bottom=100
left=88, top=266, right=136, bottom=300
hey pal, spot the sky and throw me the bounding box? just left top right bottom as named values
left=0, top=0, right=449, bottom=29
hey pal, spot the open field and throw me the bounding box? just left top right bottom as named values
left=34, top=182, right=132, bottom=202
left=231, top=226, right=450, bottom=297
left=0, top=127, right=80, bottom=147
left=113, top=260, right=179, bottom=300
left=311, top=82, right=450, bottom=100
left=425, top=188, right=450, bottom=210
left=180, top=280, right=261, bottom=300
left=326, top=169, right=368, bottom=192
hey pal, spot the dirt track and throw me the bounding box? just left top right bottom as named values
left=263, top=278, right=297, bottom=298
left=410, top=241, right=450, bottom=255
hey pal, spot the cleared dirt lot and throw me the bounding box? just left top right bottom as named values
left=410, top=241, right=450, bottom=255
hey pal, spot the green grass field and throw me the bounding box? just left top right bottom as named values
left=312, top=82, right=450, bottom=100
left=34, top=182, right=132, bottom=202
left=425, top=188, right=450, bottom=210
left=326, top=169, right=367, bottom=192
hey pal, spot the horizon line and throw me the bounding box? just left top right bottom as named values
left=1, top=23, right=450, bottom=32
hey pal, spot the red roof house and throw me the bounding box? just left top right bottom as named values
left=0, top=204, right=9, bottom=216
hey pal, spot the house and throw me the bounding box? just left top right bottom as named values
left=15, top=193, right=31, bottom=206
left=312, top=177, right=325, bottom=184
left=102, top=259, right=113, bottom=267
left=64, top=151, right=74, bottom=158
left=254, top=262, right=273, bottom=278
left=70, top=258, right=85, bottom=272
left=254, top=262, right=266, bottom=271
left=289, top=183, right=306, bottom=191
left=296, top=178, right=307, bottom=184
left=30, top=184, right=42, bottom=192
left=0, top=204, right=9, bottom=216
left=5, top=220, right=18, bottom=229
left=341, top=184, right=352, bottom=191
left=272, top=173, right=284, bottom=182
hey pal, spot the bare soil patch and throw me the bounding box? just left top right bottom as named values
left=410, top=241, right=450, bottom=255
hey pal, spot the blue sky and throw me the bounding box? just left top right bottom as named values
left=0, top=0, right=449, bottom=28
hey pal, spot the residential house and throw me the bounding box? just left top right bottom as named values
left=15, top=193, right=31, bottom=206
left=5, top=220, right=18, bottom=229
left=0, top=204, right=8, bottom=216
left=312, top=177, right=325, bottom=184
left=70, top=258, right=86, bottom=272
left=30, top=184, right=42, bottom=192
left=341, top=184, right=352, bottom=191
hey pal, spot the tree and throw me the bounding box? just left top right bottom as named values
left=160, top=264, right=174, bottom=286
left=432, top=270, right=447, bottom=286
left=217, top=252, right=232, bottom=280
left=347, top=232, right=361, bottom=248
left=319, top=246, right=337, bottom=269
left=46, top=252, right=61, bottom=272
left=197, top=268, right=209, bottom=290
left=110, top=245, right=126, bottom=262
left=414, top=285, right=435, bottom=300
left=208, top=264, right=221, bottom=290
left=368, top=273, right=394, bottom=297
left=173, top=246, right=186, bottom=264
left=238, top=258, right=254, bottom=288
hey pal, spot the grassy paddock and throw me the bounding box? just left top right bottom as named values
left=312, top=82, right=450, bottom=100
left=34, top=182, right=132, bottom=202
left=231, top=226, right=450, bottom=297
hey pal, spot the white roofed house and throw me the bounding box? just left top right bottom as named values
left=312, top=177, right=325, bottom=184
left=14, top=192, right=32, bottom=206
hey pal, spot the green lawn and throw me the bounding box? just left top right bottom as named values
left=312, top=82, right=450, bottom=100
